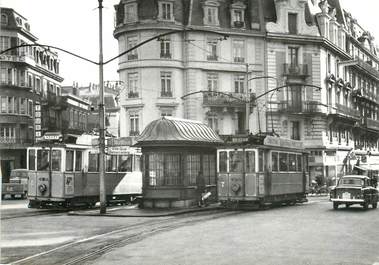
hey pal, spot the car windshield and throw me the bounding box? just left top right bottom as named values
left=340, top=178, right=364, bottom=186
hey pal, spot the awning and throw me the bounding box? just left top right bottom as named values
left=354, top=164, right=379, bottom=171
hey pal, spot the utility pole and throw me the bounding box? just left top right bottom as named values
left=245, top=64, right=249, bottom=134
left=98, top=0, right=106, bottom=214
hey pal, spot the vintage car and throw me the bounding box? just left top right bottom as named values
left=2, top=169, right=29, bottom=199
left=330, top=175, right=378, bottom=210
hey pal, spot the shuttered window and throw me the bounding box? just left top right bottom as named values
left=288, top=13, right=297, bottom=34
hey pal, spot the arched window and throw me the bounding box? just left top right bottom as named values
left=1, top=14, right=8, bottom=26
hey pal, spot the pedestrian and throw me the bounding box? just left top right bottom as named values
left=196, top=171, right=205, bottom=207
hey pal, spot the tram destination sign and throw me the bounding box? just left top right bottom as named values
left=264, top=135, right=304, bottom=149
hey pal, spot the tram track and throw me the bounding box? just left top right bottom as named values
left=11, top=209, right=241, bottom=265
left=1, top=209, right=68, bottom=220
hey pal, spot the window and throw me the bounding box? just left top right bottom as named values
left=204, top=6, right=219, bottom=25
left=118, top=155, right=132, bottom=172
left=127, top=36, right=138, bottom=60
left=185, top=154, right=200, bottom=185
left=51, top=150, right=61, bottom=171
left=1, top=96, right=6, bottom=113
left=245, top=151, right=256, bottom=173
left=7, top=97, right=13, bottom=113
left=160, top=72, right=172, bottom=97
left=288, top=154, right=296, bottom=171
left=272, top=152, right=278, bottom=172
left=130, top=113, right=139, bottom=135
left=290, top=121, right=300, bottom=140
left=75, top=151, right=82, bottom=171
left=0, top=37, right=9, bottom=52
left=105, top=155, right=117, bottom=172
left=288, top=47, right=299, bottom=66
left=279, top=153, right=288, bottom=171
left=219, top=151, right=227, bottom=173
left=288, top=13, right=297, bottom=34
left=203, top=154, right=216, bottom=185
left=207, top=73, right=218, bottom=91
left=1, top=14, right=8, bottom=26
left=159, top=1, right=173, bottom=21
left=160, top=109, right=173, bottom=117
left=160, top=38, right=171, bottom=58
left=124, top=3, right=137, bottom=23
left=66, top=150, right=74, bottom=171
left=233, top=40, right=245, bottom=63
left=207, top=39, right=218, bottom=61
left=28, top=149, right=36, bottom=171
left=258, top=150, right=264, bottom=172
left=20, top=98, right=26, bottom=114
left=14, top=97, right=19, bottom=114
left=207, top=114, right=218, bottom=132
left=37, top=150, right=50, bottom=171
left=234, top=74, right=245, bottom=93
left=88, top=153, right=99, bottom=172
left=229, top=151, right=243, bottom=173
left=128, top=72, right=139, bottom=98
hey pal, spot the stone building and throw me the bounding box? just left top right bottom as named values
left=0, top=8, right=63, bottom=181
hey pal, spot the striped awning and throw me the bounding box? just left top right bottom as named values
left=136, top=117, right=223, bottom=146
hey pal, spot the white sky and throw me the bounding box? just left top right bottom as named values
left=1, top=0, right=378, bottom=87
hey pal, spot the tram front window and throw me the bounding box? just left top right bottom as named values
left=28, top=149, right=36, bottom=171
left=118, top=155, right=132, bottom=172
left=245, top=151, right=256, bottom=173
left=37, top=150, right=50, bottom=171
left=51, top=150, right=61, bottom=171
left=219, top=151, right=227, bottom=173
left=230, top=151, right=243, bottom=173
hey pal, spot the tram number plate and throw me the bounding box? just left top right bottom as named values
left=342, top=192, right=350, bottom=200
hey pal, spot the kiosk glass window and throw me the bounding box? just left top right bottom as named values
left=37, top=149, right=49, bottom=171
left=28, top=149, right=36, bottom=170
left=229, top=151, right=243, bottom=173
left=148, top=153, right=163, bottom=186
left=164, top=154, right=180, bottom=185
left=66, top=150, right=74, bottom=171
left=185, top=154, right=200, bottom=185
left=203, top=154, right=216, bottom=185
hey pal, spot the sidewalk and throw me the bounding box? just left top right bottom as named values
left=68, top=203, right=223, bottom=218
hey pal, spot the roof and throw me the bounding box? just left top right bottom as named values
left=341, top=175, right=370, bottom=180
left=136, top=117, right=223, bottom=146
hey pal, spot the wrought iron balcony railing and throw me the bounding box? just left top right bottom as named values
left=278, top=100, right=323, bottom=113
left=0, top=137, right=33, bottom=145
left=203, top=92, right=247, bottom=107
left=335, top=103, right=360, bottom=118
left=283, top=64, right=308, bottom=77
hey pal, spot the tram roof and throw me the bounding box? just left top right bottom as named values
left=136, top=117, right=223, bottom=146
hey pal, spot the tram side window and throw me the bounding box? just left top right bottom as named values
left=259, top=150, right=264, bottom=172
left=51, top=150, right=61, bottom=171
left=272, top=152, right=278, bottom=172
left=118, top=155, right=132, bottom=172
left=289, top=154, right=296, bottom=171
left=279, top=153, right=288, bottom=171
left=219, top=151, right=227, bottom=173
left=245, top=151, right=256, bottom=173
left=230, top=151, right=243, bottom=173
left=106, top=155, right=117, bottom=172
left=28, top=149, right=36, bottom=170
left=297, top=154, right=303, bottom=172
left=88, top=153, right=99, bottom=172
left=37, top=150, right=49, bottom=171
left=75, top=151, right=82, bottom=171
left=66, top=150, right=74, bottom=172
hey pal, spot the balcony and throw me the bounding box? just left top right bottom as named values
left=283, top=64, right=308, bottom=77
left=0, top=137, right=33, bottom=146
left=129, top=130, right=140, bottom=136
left=364, top=117, right=379, bottom=131
left=160, top=91, right=173, bottom=98
left=160, top=53, right=171, bottom=59
left=355, top=56, right=379, bottom=80
left=278, top=100, right=323, bottom=114
left=234, top=57, right=245, bottom=63
left=127, top=54, right=138, bottom=60
left=207, top=55, right=218, bottom=61
left=233, top=21, right=244, bottom=28
left=203, top=92, right=247, bottom=108
left=335, top=103, right=360, bottom=118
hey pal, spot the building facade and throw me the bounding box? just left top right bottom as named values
left=113, top=0, right=379, bottom=184
left=0, top=8, right=63, bottom=182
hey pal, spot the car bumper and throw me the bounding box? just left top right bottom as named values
left=330, top=198, right=364, bottom=203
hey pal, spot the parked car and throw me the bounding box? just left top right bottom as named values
left=330, top=175, right=378, bottom=210
left=2, top=169, right=29, bottom=199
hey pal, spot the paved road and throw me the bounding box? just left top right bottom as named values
left=2, top=197, right=379, bottom=265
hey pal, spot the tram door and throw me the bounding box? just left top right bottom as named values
left=228, top=149, right=244, bottom=197
left=217, top=150, right=229, bottom=198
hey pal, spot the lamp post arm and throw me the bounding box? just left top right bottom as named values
left=254, top=85, right=288, bottom=101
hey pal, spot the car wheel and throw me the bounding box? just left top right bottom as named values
left=333, top=202, right=339, bottom=210
left=363, top=201, right=369, bottom=210
left=373, top=202, right=378, bottom=209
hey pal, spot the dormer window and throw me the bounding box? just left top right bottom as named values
left=230, top=1, right=246, bottom=28
left=158, top=1, right=174, bottom=21
left=15, top=17, right=22, bottom=26
left=124, top=2, right=138, bottom=23
left=1, top=14, right=8, bottom=26
left=202, top=1, right=219, bottom=26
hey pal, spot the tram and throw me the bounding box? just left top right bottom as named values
left=27, top=133, right=142, bottom=208
left=217, top=134, right=309, bottom=208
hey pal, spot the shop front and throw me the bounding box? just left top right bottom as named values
left=135, top=117, right=223, bottom=208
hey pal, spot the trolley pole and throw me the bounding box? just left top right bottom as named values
left=98, top=0, right=106, bottom=214
left=245, top=64, right=250, bottom=134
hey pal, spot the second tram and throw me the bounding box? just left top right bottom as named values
left=217, top=135, right=309, bottom=208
